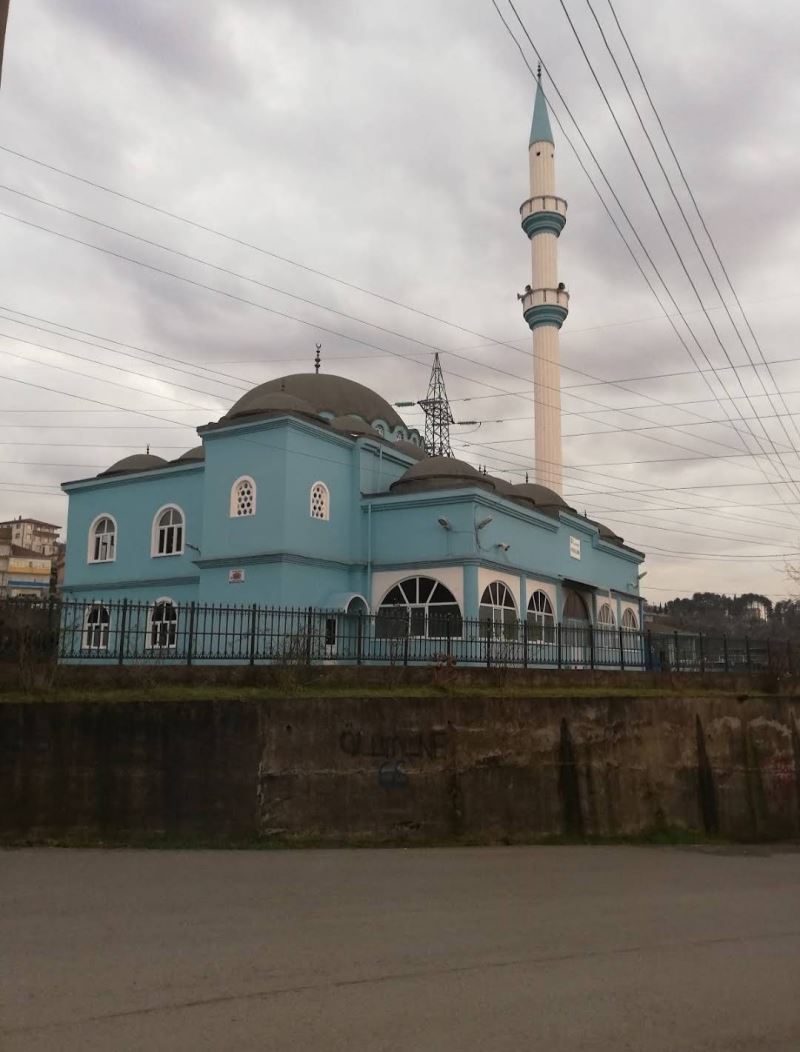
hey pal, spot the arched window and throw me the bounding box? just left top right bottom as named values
left=152, top=506, right=184, bottom=556
left=84, top=604, right=110, bottom=650
left=597, top=602, right=616, bottom=627
left=88, top=515, right=116, bottom=563
left=376, top=576, right=462, bottom=638
left=230, top=476, right=256, bottom=517
left=622, top=608, right=638, bottom=630
left=563, top=589, right=589, bottom=624
left=527, top=589, right=555, bottom=642
left=310, top=482, right=330, bottom=521
left=479, top=581, right=518, bottom=639
left=149, top=599, right=178, bottom=649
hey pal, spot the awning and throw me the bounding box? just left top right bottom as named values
left=323, top=592, right=369, bottom=613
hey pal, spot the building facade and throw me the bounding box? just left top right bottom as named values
left=58, top=79, right=645, bottom=663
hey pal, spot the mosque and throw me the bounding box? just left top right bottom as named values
left=60, top=76, right=645, bottom=661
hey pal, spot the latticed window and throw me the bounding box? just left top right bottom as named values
left=150, top=600, right=178, bottom=649
left=231, top=476, right=256, bottom=517
left=527, top=589, right=555, bottom=642
left=153, top=506, right=184, bottom=556
left=310, top=482, right=329, bottom=521
left=479, top=581, right=518, bottom=640
left=622, top=608, right=638, bottom=629
left=90, top=516, right=116, bottom=562
left=84, top=604, right=110, bottom=650
left=376, top=576, right=462, bottom=639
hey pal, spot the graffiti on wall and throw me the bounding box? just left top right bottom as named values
left=340, top=728, right=448, bottom=790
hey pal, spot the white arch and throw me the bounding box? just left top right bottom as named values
left=622, top=608, right=638, bottom=629
left=87, top=513, right=117, bottom=564
left=597, top=602, right=616, bottom=626
left=83, top=602, right=110, bottom=650
left=151, top=504, right=185, bottom=557
left=230, top=475, right=257, bottom=517
left=310, top=481, right=330, bottom=521
left=148, top=596, right=178, bottom=649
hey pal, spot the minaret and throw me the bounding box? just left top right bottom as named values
left=520, top=69, right=568, bottom=494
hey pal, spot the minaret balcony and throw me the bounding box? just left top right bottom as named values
left=520, top=195, right=567, bottom=238
left=522, top=286, right=569, bottom=331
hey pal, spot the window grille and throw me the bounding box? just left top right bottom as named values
left=310, top=482, right=329, bottom=521
left=231, top=477, right=256, bottom=517
left=376, top=576, right=462, bottom=639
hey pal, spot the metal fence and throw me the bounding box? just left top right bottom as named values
left=0, top=598, right=794, bottom=672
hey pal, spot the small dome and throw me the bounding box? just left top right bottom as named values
left=593, top=519, right=624, bottom=545
left=395, top=438, right=427, bottom=461
left=174, top=445, right=205, bottom=463
left=390, top=456, right=495, bottom=495
left=98, top=453, right=168, bottom=478
left=221, top=373, right=404, bottom=428
left=490, top=477, right=516, bottom=497
left=330, top=414, right=379, bottom=437
left=510, top=482, right=571, bottom=508
left=221, top=390, right=320, bottom=423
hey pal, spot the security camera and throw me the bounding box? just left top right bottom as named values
left=496, top=542, right=511, bottom=552
left=437, top=517, right=451, bottom=530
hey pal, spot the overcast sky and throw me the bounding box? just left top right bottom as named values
left=1, top=0, right=799, bottom=603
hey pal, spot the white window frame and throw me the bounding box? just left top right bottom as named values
left=151, top=504, right=185, bottom=558
left=310, top=481, right=330, bottom=521
left=375, top=575, right=463, bottom=639
left=597, top=602, right=617, bottom=626
left=229, top=475, right=257, bottom=518
left=148, top=596, right=178, bottom=650
left=83, top=603, right=110, bottom=651
left=622, top=608, right=638, bottom=630
left=527, top=589, right=555, bottom=642
left=87, top=514, right=117, bottom=564
left=479, top=580, right=518, bottom=639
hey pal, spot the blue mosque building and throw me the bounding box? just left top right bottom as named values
left=59, top=78, right=645, bottom=663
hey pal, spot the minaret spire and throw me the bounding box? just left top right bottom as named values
left=519, top=73, right=568, bottom=493
left=419, top=352, right=454, bottom=457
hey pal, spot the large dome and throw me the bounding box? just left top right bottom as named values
left=98, top=453, right=167, bottom=477
left=221, top=373, right=404, bottom=428
left=390, top=456, right=495, bottom=495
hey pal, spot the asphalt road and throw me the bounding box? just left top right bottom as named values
left=2, top=845, right=799, bottom=1051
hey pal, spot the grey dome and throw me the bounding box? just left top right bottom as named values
left=510, top=482, right=571, bottom=509
left=395, top=438, right=427, bottom=461
left=390, top=456, right=495, bottom=495
left=222, top=373, right=403, bottom=428
left=98, top=453, right=168, bottom=478
left=330, top=414, right=379, bottom=437
left=490, top=477, right=516, bottom=497
left=175, top=445, right=205, bottom=463
left=221, top=390, right=321, bottom=423
left=592, top=519, right=624, bottom=545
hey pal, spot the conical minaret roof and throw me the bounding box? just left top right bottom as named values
left=529, top=72, right=554, bottom=146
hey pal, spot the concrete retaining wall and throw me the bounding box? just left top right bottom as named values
left=2, top=694, right=800, bottom=843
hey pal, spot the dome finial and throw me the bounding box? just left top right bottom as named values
left=537, top=62, right=542, bottom=82
left=314, top=343, right=322, bottom=375
left=146, top=443, right=150, bottom=455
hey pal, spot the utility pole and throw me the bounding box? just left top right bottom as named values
left=418, top=353, right=454, bottom=457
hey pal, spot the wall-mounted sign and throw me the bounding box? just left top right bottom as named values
left=569, top=536, right=581, bottom=560
left=228, top=568, right=245, bottom=583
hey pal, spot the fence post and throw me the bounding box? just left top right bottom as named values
left=305, top=606, right=313, bottom=664
left=356, top=613, right=363, bottom=666
left=446, top=621, right=452, bottom=660
left=787, top=639, right=793, bottom=676
left=645, top=629, right=652, bottom=670
left=589, top=625, right=595, bottom=670
left=619, top=625, right=625, bottom=671
left=557, top=623, right=562, bottom=669
left=117, top=598, right=128, bottom=666
left=766, top=639, right=772, bottom=672
left=185, top=601, right=195, bottom=666
left=698, top=631, right=705, bottom=673
left=674, top=630, right=680, bottom=672
left=723, top=633, right=729, bottom=673
left=522, top=620, right=528, bottom=669
left=745, top=635, right=752, bottom=673
left=486, top=622, right=492, bottom=668
left=403, top=628, right=409, bottom=667
left=248, top=603, right=257, bottom=666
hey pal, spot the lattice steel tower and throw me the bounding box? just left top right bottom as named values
left=419, top=353, right=454, bottom=457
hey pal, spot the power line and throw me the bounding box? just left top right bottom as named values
left=494, top=0, right=800, bottom=520
left=603, top=0, right=800, bottom=449
left=555, top=0, right=800, bottom=505
left=581, top=0, right=800, bottom=460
